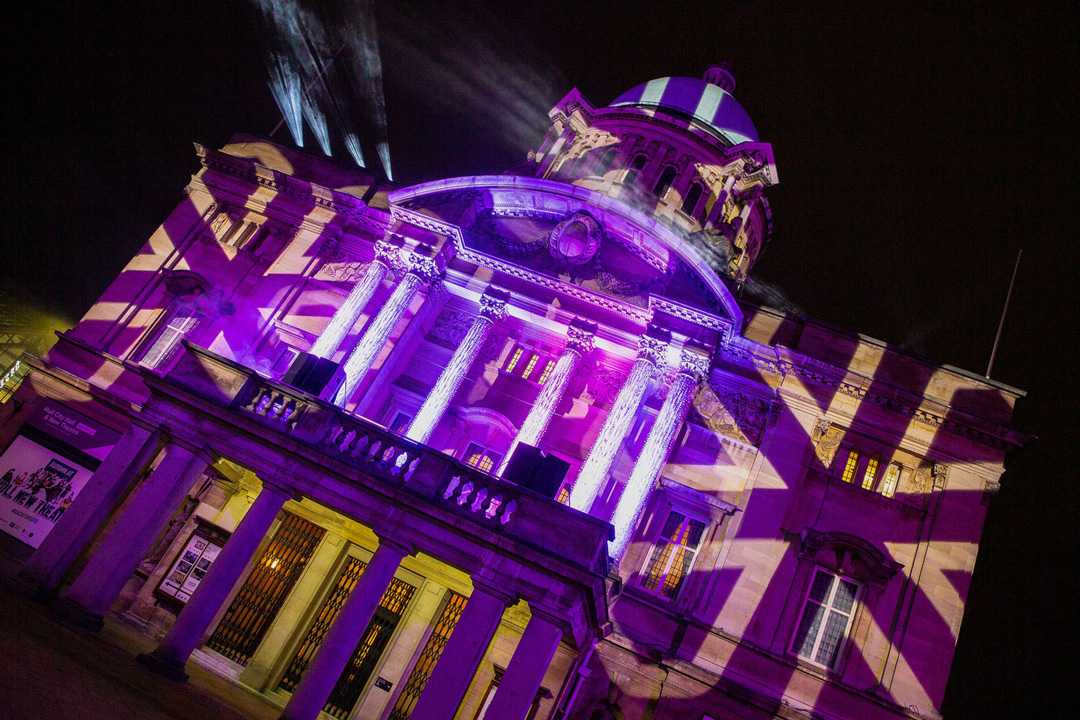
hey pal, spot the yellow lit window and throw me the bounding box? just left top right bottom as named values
left=504, top=347, right=523, bottom=373
left=641, top=512, right=706, bottom=600
left=536, top=359, right=556, bottom=385
left=840, top=450, right=859, bottom=483
left=880, top=463, right=901, bottom=498
left=520, top=353, right=539, bottom=380
left=464, top=442, right=501, bottom=475
left=555, top=486, right=570, bottom=504
left=861, top=457, right=880, bottom=490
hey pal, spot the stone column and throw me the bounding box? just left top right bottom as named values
left=139, top=482, right=291, bottom=680
left=309, top=239, right=400, bottom=360
left=410, top=582, right=511, bottom=720
left=20, top=423, right=159, bottom=595
left=280, top=538, right=410, bottom=720
left=484, top=611, right=563, bottom=720
left=334, top=249, right=442, bottom=406
left=406, top=291, right=507, bottom=444
left=608, top=347, right=710, bottom=558
left=498, top=322, right=594, bottom=475
left=59, top=442, right=209, bottom=628
left=569, top=334, right=667, bottom=513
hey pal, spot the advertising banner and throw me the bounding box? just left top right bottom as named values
left=0, top=400, right=122, bottom=548
left=0, top=435, right=96, bottom=548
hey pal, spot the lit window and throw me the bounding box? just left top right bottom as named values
left=839, top=450, right=860, bottom=483
left=861, top=456, right=880, bottom=490
left=653, top=166, right=678, bottom=199
left=555, top=485, right=570, bottom=504
left=141, top=312, right=198, bottom=369
left=641, top=512, right=706, bottom=600
left=504, top=347, right=524, bottom=373
left=791, top=568, right=860, bottom=669
left=880, top=463, right=901, bottom=498
left=682, top=182, right=704, bottom=215
left=464, top=442, right=501, bottom=475
left=520, top=353, right=539, bottom=380
left=536, top=359, right=556, bottom=385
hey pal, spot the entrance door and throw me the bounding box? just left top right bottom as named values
left=279, top=555, right=416, bottom=719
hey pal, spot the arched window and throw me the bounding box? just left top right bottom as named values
left=624, top=153, right=648, bottom=186
left=653, top=166, right=677, bottom=199
left=682, top=182, right=704, bottom=215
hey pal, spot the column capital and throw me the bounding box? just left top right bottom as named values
left=405, top=245, right=445, bottom=284
left=676, top=346, right=711, bottom=382
left=478, top=289, right=509, bottom=322
left=566, top=319, right=596, bottom=355
left=373, top=237, right=405, bottom=271
left=636, top=334, right=668, bottom=366
left=374, top=533, right=415, bottom=558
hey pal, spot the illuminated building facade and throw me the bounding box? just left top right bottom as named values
left=0, top=67, right=1023, bottom=720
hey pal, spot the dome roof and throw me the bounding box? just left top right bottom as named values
left=609, top=74, right=759, bottom=145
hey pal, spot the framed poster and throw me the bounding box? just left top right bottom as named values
left=0, top=434, right=95, bottom=548
left=156, top=520, right=230, bottom=608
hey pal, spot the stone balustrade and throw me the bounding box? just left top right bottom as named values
left=156, top=343, right=612, bottom=571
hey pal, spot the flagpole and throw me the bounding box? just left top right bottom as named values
left=985, top=248, right=1022, bottom=379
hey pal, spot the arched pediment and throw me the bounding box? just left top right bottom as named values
left=389, top=176, right=743, bottom=331
left=791, top=529, right=903, bottom=585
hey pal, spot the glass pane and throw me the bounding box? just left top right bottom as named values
left=793, top=601, right=825, bottom=659
left=686, top=519, right=706, bottom=549
left=661, top=544, right=693, bottom=599
left=814, top=610, right=850, bottom=667
left=809, top=570, right=834, bottom=602
left=641, top=541, right=671, bottom=590
left=660, top=512, right=685, bottom=540
left=833, top=580, right=858, bottom=613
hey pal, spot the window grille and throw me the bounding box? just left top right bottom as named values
left=387, top=591, right=468, bottom=720
left=861, top=456, right=880, bottom=490
left=791, top=568, right=859, bottom=669
left=880, top=463, right=901, bottom=498
left=464, top=442, right=501, bottom=474
left=839, top=449, right=860, bottom=483
left=279, top=557, right=416, bottom=719
left=207, top=512, right=324, bottom=665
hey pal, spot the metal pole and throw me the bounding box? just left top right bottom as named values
left=985, top=248, right=1022, bottom=379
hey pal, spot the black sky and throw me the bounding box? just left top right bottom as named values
left=5, top=2, right=1078, bottom=716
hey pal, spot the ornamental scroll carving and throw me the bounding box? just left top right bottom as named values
left=693, top=386, right=772, bottom=447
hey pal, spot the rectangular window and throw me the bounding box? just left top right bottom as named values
left=504, top=346, right=524, bottom=374
left=791, top=569, right=859, bottom=669
left=520, top=353, right=540, bottom=380
left=387, top=411, right=411, bottom=434
left=536, top=359, right=556, bottom=385
left=140, top=312, right=198, bottom=369
left=861, top=456, right=880, bottom=490
left=839, top=449, right=860, bottom=483
left=641, top=512, right=706, bottom=600
left=464, top=442, right=501, bottom=475
left=880, top=463, right=901, bottom=498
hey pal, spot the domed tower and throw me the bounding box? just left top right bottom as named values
left=528, top=65, right=778, bottom=284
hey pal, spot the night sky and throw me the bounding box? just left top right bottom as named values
left=6, top=2, right=1077, bottom=716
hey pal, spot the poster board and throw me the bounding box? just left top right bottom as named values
left=0, top=400, right=120, bottom=548
left=155, top=520, right=231, bottom=608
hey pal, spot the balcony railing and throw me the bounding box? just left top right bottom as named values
left=156, top=343, right=612, bottom=570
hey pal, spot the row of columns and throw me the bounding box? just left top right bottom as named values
left=307, top=234, right=714, bottom=557
left=26, top=418, right=564, bottom=720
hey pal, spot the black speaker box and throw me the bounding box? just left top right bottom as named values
left=503, top=443, right=569, bottom=499
left=282, top=352, right=343, bottom=398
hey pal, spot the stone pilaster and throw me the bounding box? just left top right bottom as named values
left=484, top=610, right=563, bottom=720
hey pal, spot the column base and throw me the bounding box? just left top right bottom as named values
left=50, top=596, right=105, bottom=632
left=136, top=650, right=190, bottom=682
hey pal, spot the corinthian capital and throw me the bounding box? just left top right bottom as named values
left=405, top=251, right=443, bottom=284
left=373, top=238, right=404, bottom=268
left=636, top=334, right=668, bottom=367
left=677, top=347, right=711, bottom=382
left=566, top=320, right=596, bottom=356
left=478, top=291, right=508, bottom=322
